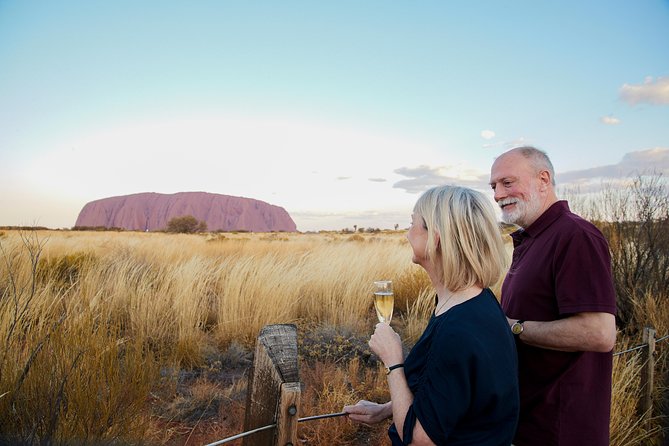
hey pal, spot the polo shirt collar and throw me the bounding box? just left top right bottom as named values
left=510, top=200, right=570, bottom=244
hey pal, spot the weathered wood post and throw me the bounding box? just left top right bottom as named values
left=242, top=324, right=300, bottom=446
left=639, top=326, right=656, bottom=430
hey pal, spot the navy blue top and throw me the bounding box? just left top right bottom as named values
left=389, top=289, right=519, bottom=445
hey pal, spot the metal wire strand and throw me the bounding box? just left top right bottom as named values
left=614, top=343, right=647, bottom=356
left=203, top=423, right=276, bottom=446
left=202, top=412, right=348, bottom=446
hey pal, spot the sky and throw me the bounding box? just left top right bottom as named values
left=1, top=1, right=668, bottom=232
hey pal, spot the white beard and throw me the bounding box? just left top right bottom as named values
left=498, top=189, right=542, bottom=228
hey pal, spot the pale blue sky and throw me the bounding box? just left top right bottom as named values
left=1, top=1, right=668, bottom=231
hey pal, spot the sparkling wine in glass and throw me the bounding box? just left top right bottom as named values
left=373, top=280, right=394, bottom=323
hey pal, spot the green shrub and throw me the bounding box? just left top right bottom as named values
left=166, top=215, right=207, bottom=233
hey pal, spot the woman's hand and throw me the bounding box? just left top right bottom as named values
left=369, top=322, right=404, bottom=367
left=343, top=400, right=392, bottom=424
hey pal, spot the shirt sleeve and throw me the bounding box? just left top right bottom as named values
left=554, top=227, right=617, bottom=315
left=402, top=327, right=473, bottom=444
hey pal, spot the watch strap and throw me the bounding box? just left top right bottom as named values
left=386, top=363, right=404, bottom=375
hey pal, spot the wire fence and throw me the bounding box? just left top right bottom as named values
left=204, top=330, right=669, bottom=446
left=613, top=331, right=668, bottom=356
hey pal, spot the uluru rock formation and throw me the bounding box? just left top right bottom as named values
left=75, top=192, right=297, bottom=232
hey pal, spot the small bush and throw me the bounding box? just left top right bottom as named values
left=166, top=216, right=207, bottom=234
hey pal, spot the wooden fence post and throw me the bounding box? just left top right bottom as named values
left=242, top=324, right=300, bottom=446
left=639, top=326, right=656, bottom=430
left=275, top=382, right=301, bottom=445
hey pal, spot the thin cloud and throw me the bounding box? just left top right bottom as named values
left=481, top=130, right=495, bottom=140
left=558, top=148, right=669, bottom=184
left=336, top=176, right=352, bottom=181
left=368, top=178, right=387, bottom=183
left=393, top=165, right=486, bottom=194
left=620, top=76, right=669, bottom=106
left=600, top=116, right=621, bottom=125
left=482, top=137, right=529, bottom=150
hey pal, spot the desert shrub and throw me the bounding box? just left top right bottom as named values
left=166, top=215, right=207, bottom=234
left=71, top=226, right=125, bottom=231
left=567, top=173, right=669, bottom=331
left=298, top=323, right=376, bottom=366
left=299, top=358, right=389, bottom=445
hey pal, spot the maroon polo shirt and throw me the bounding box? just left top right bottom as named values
left=501, top=201, right=617, bottom=446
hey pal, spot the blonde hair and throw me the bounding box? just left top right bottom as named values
left=413, top=185, right=508, bottom=291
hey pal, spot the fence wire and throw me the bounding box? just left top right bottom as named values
left=203, top=412, right=348, bottom=446
left=614, top=331, right=669, bottom=356
left=204, top=333, right=668, bottom=446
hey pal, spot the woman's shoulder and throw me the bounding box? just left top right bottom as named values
left=444, top=289, right=500, bottom=318
left=432, top=310, right=478, bottom=345
left=437, top=291, right=509, bottom=342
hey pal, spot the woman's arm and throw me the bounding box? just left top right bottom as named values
left=385, top=368, right=435, bottom=446
left=369, top=322, right=436, bottom=446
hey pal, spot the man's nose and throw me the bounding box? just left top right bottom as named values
left=493, top=186, right=504, bottom=202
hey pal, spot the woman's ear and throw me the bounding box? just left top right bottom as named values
left=434, top=231, right=441, bottom=250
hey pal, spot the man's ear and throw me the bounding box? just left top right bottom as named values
left=538, top=170, right=552, bottom=191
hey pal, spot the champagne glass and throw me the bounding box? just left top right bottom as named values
left=373, top=280, right=394, bottom=323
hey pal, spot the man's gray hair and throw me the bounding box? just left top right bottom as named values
left=512, top=146, right=556, bottom=186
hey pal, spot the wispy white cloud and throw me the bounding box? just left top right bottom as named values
left=620, top=76, right=669, bottom=106
left=368, top=178, right=387, bottom=183
left=558, top=147, right=669, bottom=184
left=482, top=137, right=530, bottom=150
left=600, top=115, right=621, bottom=125
left=481, top=130, right=495, bottom=140
left=391, top=148, right=669, bottom=197
left=392, top=165, right=486, bottom=194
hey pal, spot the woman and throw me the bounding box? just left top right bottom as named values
left=344, top=185, right=519, bottom=445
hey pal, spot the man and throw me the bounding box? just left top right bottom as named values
left=489, top=146, right=617, bottom=446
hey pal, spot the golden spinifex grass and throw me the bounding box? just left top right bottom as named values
left=0, top=231, right=159, bottom=444
left=0, top=229, right=666, bottom=445
left=609, top=339, right=664, bottom=445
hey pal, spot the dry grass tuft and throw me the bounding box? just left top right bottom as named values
left=610, top=339, right=664, bottom=445
left=299, top=358, right=390, bottom=445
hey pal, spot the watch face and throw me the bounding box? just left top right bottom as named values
left=512, top=322, right=523, bottom=335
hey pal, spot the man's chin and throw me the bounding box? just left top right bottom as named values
left=501, top=212, right=522, bottom=226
